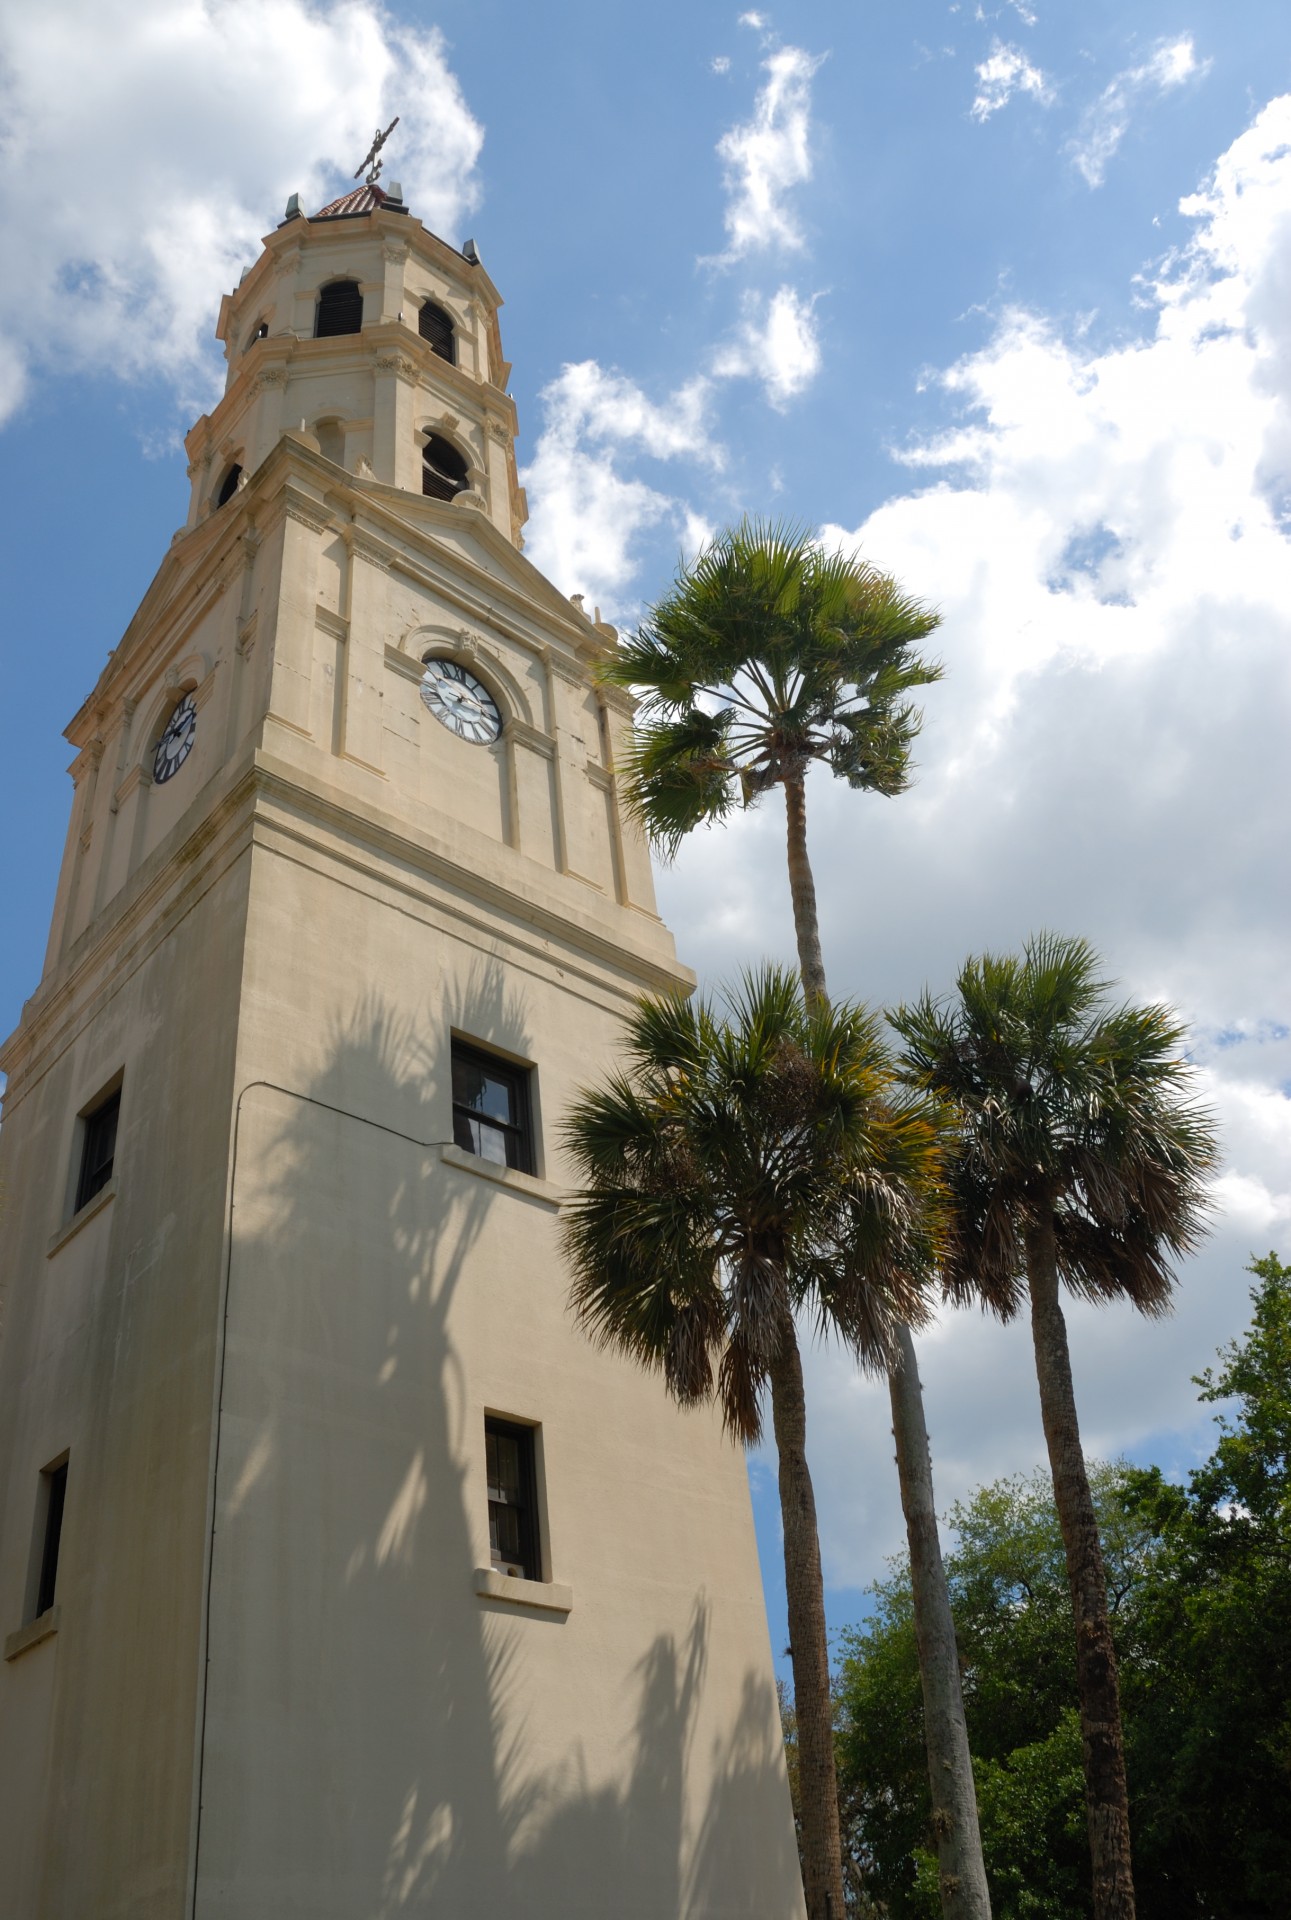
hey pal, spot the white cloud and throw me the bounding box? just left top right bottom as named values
left=739, top=10, right=768, bottom=28
left=712, top=55, right=732, bottom=75
left=1070, top=34, right=1208, bottom=187
left=657, top=94, right=1291, bottom=1589
left=519, top=363, right=718, bottom=612
left=712, top=285, right=822, bottom=409
left=0, top=0, right=483, bottom=427
left=708, top=43, right=825, bottom=263
left=970, top=39, right=1053, bottom=121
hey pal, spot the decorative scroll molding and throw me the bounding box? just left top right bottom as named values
left=254, top=366, right=290, bottom=392
left=373, top=351, right=419, bottom=383
left=485, top=417, right=511, bottom=444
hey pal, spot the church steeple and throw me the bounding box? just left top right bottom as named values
left=184, top=183, right=527, bottom=546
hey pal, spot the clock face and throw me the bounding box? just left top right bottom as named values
left=153, top=692, right=197, bottom=784
left=419, top=658, right=502, bottom=745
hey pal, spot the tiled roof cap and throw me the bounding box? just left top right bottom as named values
left=313, top=181, right=406, bottom=219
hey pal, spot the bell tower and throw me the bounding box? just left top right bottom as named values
left=0, top=180, right=805, bottom=1920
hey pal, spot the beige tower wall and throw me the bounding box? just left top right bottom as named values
left=193, top=806, right=803, bottom=1918
left=0, top=189, right=806, bottom=1920
left=0, top=817, right=252, bottom=1920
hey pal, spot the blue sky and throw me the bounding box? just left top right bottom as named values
left=2, top=0, right=1290, bottom=1670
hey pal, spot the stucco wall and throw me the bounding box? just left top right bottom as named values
left=192, top=819, right=804, bottom=1919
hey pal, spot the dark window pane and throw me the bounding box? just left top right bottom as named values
left=451, top=1042, right=534, bottom=1175
left=36, top=1464, right=67, bottom=1617
left=216, top=463, right=242, bottom=508
left=485, top=1419, right=538, bottom=1579
left=453, top=1056, right=516, bottom=1126
left=76, top=1089, right=120, bottom=1211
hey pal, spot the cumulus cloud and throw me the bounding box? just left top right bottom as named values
left=656, top=95, right=1291, bottom=1590
left=708, top=43, right=825, bottom=263
left=970, top=40, right=1053, bottom=121
left=1070, top=34, right=1208, bottom=187
left=712, top=285, right=823, bottom=409
left=0, top=0, right=483, bottom=427
left=519, top=363, right=719, bottom=613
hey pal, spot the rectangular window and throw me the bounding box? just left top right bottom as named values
left=485, top=1418, right=540, bottom=1580
left=35, top=1462, right=68, bottom=1619
left=75, top=1087, right=120, bottom=1211
left=452, top=1042, right=534, bottom=1174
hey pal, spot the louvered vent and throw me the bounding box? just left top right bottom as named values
left=315, top=279, right=363, bottom=339
left=422, top=434, right=469, bottom=501
left=419, top=301, right=456, bottom=364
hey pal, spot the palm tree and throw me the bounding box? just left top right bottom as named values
left=604, top=519, right=942, bottom=1008
left=890, top=934, right=1219, bottom=1920
left=562, top=970, right=945, bottom=1920
left=602, top=522, right=993, bottom=1920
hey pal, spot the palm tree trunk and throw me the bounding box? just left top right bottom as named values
left=889, top=1323, right=993, bottom=1920
left=769, top=1315, right=847, bottom=1920
left=781, top=780, right=988, bottom=1915
left=1024, top=1212, right=1136, bottom=1920
left=783, top=768, right=828, bottom=1011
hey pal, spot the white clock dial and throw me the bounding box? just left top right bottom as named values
left=153, top=692, right=197, bottom=784
left=419, top=658, right=502, bottom=745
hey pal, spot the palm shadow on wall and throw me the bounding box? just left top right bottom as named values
left=205, top=972, right=801, bottom=1917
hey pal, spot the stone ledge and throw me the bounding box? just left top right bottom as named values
left=47, top=1179, right=117, bottom=1258
left=4, top=1607, right=59, bottom=1662
left=439, top=1144, right=564, bottom=1210
left=473, top=1569, right=572, bottom=1614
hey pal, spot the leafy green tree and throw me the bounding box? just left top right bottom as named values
left=837, top=1464, right=1153, bottom=1919
left=603, top=522, right=992, bottom=1920
left=834, top=1259, right=1291, bottom=1918
left=892, top=935, right=1219, bottom=1920
left=1122, top=1252, right=1291, bottom=1917
left=561, top=969, right=943, bottom=1920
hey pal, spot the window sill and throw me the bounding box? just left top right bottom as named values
left=4, top=1606, right=59, bottom=1662
left=47, top=1178, right=117, bottom=1258
left=439, top=1144, right=563, bottom=1210
left=473, top=1568, right=572, bottom=1614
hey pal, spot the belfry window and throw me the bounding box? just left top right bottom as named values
left=314, top=278, right=363, bottom=339
left=216, top=463, right=243, bottom=508
left=418, top=301, right=456, bottom=364
left=421, top=433, right=469, bottom=502
left=245, top=319, right=269, bottom=350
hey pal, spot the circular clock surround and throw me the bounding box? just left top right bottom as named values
left=153, top=692, right=197, bottom=784
left=419, top=658, right=502, bottom=745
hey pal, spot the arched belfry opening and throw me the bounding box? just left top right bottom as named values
left=421, top=432, right=469, bottom=501
left=315, top=278, right=363, bottom=338
left=215, top=462, right=242, bottom=508
left=419, top=300, right=455, bottom=364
